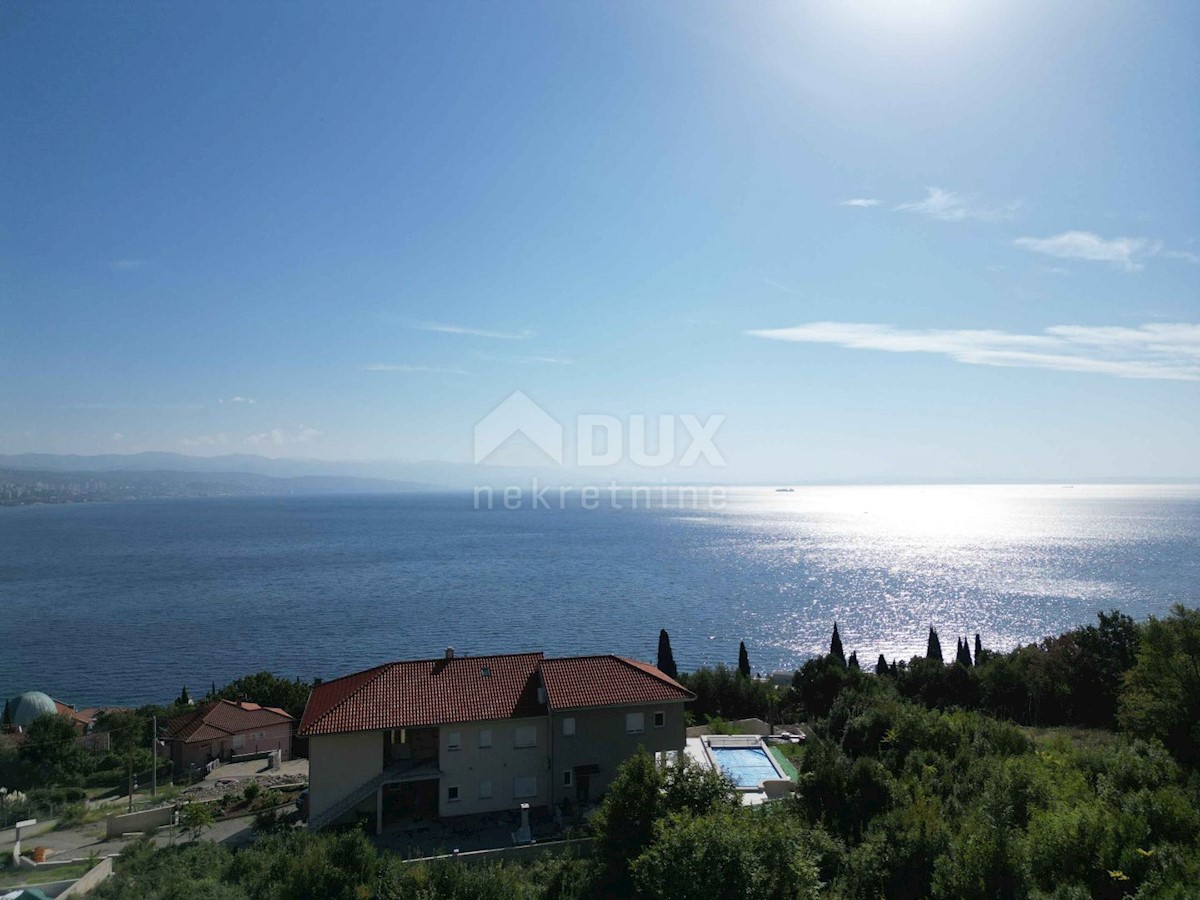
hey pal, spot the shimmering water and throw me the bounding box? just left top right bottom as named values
left=1, top=485, right=1197, bottom=706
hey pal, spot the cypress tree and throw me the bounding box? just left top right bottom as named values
left=1, top=699, right=10, bottom=727
left=926, top=626, right=943, bottom=663
left=848, top=650, right=860, bottom=670
left=955, top=638, right=972, bottom=667
left=830, top=622, right=845, bottom=665
left=890, top=660, right=899, bottom=677
left=177, top=685, right=191, bottom=705
left=974, top=633, right=984, bottom=662
left=737, top=641, right=751, bottom=678
left=656, top=629, right=678, bottom=679
left=875, top=654, right=889, bottom=676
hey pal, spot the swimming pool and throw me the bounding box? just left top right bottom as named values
left=709, top=746, right=782, bottom=789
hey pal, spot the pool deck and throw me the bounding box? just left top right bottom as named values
left=684, top=735, right=795, bottom=806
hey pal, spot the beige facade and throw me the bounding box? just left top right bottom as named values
left=549, top=701, right=687, bottom=807
left=308, top=730, right=383, bottom=823
left=436, top=716, right=549, bottom=816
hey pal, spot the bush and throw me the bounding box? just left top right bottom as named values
left=242, top=782, right=261, bottom=802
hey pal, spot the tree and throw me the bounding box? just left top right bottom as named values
left=657, top=629, right=678, bottom=680
left=18, top=713, right=87, bottom=785
left=1, top=700, right=10, bottom=728
left=212, top=672, right=312, bottom=720
left=738, top=641, right=751, bottom=678
left=180, top=801, right=215, bottom=842
left=831, top=622, right=846, bottom=665
left=177, top=686, right=191, bottom=706
left=876, top=654, right=890, bottom=676
left=974, top=633, right=984, bottom=663
left=1118, top=605, right=1200, bottom=766
left=631, top=808, right=822, bottom=900
left=591, top=748, right=665, bottom=894
left=956, top=638, right=973, bottom=667
left=848, top=651, right=860, bottom=670
left=927, top=626, right=943, bottom=663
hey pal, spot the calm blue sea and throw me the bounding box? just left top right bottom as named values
left=1, top=485, right=1197, bottom=707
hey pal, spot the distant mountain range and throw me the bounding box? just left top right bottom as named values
left=0, top=454, right=431, bottom=505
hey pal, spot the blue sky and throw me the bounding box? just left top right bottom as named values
left=2, top=0, right=1197, bottom=481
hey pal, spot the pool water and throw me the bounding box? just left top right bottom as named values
left=709, top=746, right=780, bottom=788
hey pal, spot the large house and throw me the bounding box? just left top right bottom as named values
left=163, top=699, right=294, bottom=773
left=299, top=649, right=694, bottom=833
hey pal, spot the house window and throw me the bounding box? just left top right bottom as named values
left=562, top=717, right=576, bottom=737
left=653, top=711, right=666, bottom=728
left=478, top=729, right=492, bottom=749
left=447, top=785, right=459, bottom=802
left=562, top=770, right=573, bottom=787
left=513, top=776, right=537, bottom=799
left=625, top=712, right=645, bottom=734
left=232, top=734, right=245, bottom=750
left=447, top=731, right=461, bottom=751
left=514, top=725, right=537, bottom=748
left=478, top=780, right=492, bottom=799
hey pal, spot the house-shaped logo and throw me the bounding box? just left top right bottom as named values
left=473, top=391, right=564, bottom=465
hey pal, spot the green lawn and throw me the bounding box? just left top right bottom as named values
left=0, top=859, right=95, bottom=888
left=768, top=745, right=800, bottom=780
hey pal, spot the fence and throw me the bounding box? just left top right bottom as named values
left=404, top=838, right=593, bottom=867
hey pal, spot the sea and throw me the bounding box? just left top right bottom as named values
left=1, top=484, right=1197, bottom=708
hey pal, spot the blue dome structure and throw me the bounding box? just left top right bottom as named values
left=9, top=691, right=58, bottom=728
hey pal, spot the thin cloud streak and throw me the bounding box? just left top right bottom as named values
left=747, top=321, right=1200, bottom=381
left=361, top=364, right=469, bottom=374
left=838, top=198, right=880, bottom=207
left=414, top=322, right=533, bottom=340
left=1014, top=231, right=1159, bottom=272
left=895, top=187, right=1018, bottom=222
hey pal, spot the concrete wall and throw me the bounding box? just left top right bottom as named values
left=59, top=856, right=115, bottom=897
left=105, top=805, right=176, bottom=839
left=437, top=717, right=548, bottom=817
left=550, top=701, right=687, bottom=807
left=308, top=730, right=383, bottom=822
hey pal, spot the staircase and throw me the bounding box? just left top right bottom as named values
left=309, top=769, right=392, bottom=831
left=308, top=762, right=436, bottom=831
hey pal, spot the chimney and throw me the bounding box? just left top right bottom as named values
left=445, top=647, right=455, bottom=660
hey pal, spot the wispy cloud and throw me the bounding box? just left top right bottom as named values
left=218, top=396, right=256, bottom=405
left=111, top=432, right=125, bottom=442
left=895, top=187, right=1017, bottom=222
left=1158, top=248, right=1200, bottom=265
left=361, top=364, right=469, bottom=375
left=108, top=259, right=148, bottom=270
left=838, top=198, right=881, bottom=208
left=1014, top=231, right=1160, bottom=272
left=414, top=322, right=532, bottom=340
left=747, top=321, right=1200, bottom=381
left=180, top=433, right=230, bottom=447
left=480, top=353, right=574, bottom=365
left=246, top=425, right=322, bottom=447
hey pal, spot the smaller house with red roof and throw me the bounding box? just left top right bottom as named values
left=299, top=649, right=694, bottom=833
left=163, top=700, right=295, bottom=773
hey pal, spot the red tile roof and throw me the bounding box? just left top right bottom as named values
left=299, top=653, right=546, bottom=737
left=540, top=656, right=694, bottom=710
left=298, top=652, right=693, bottom=737
left=165, top=700, right=293, bottom=744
